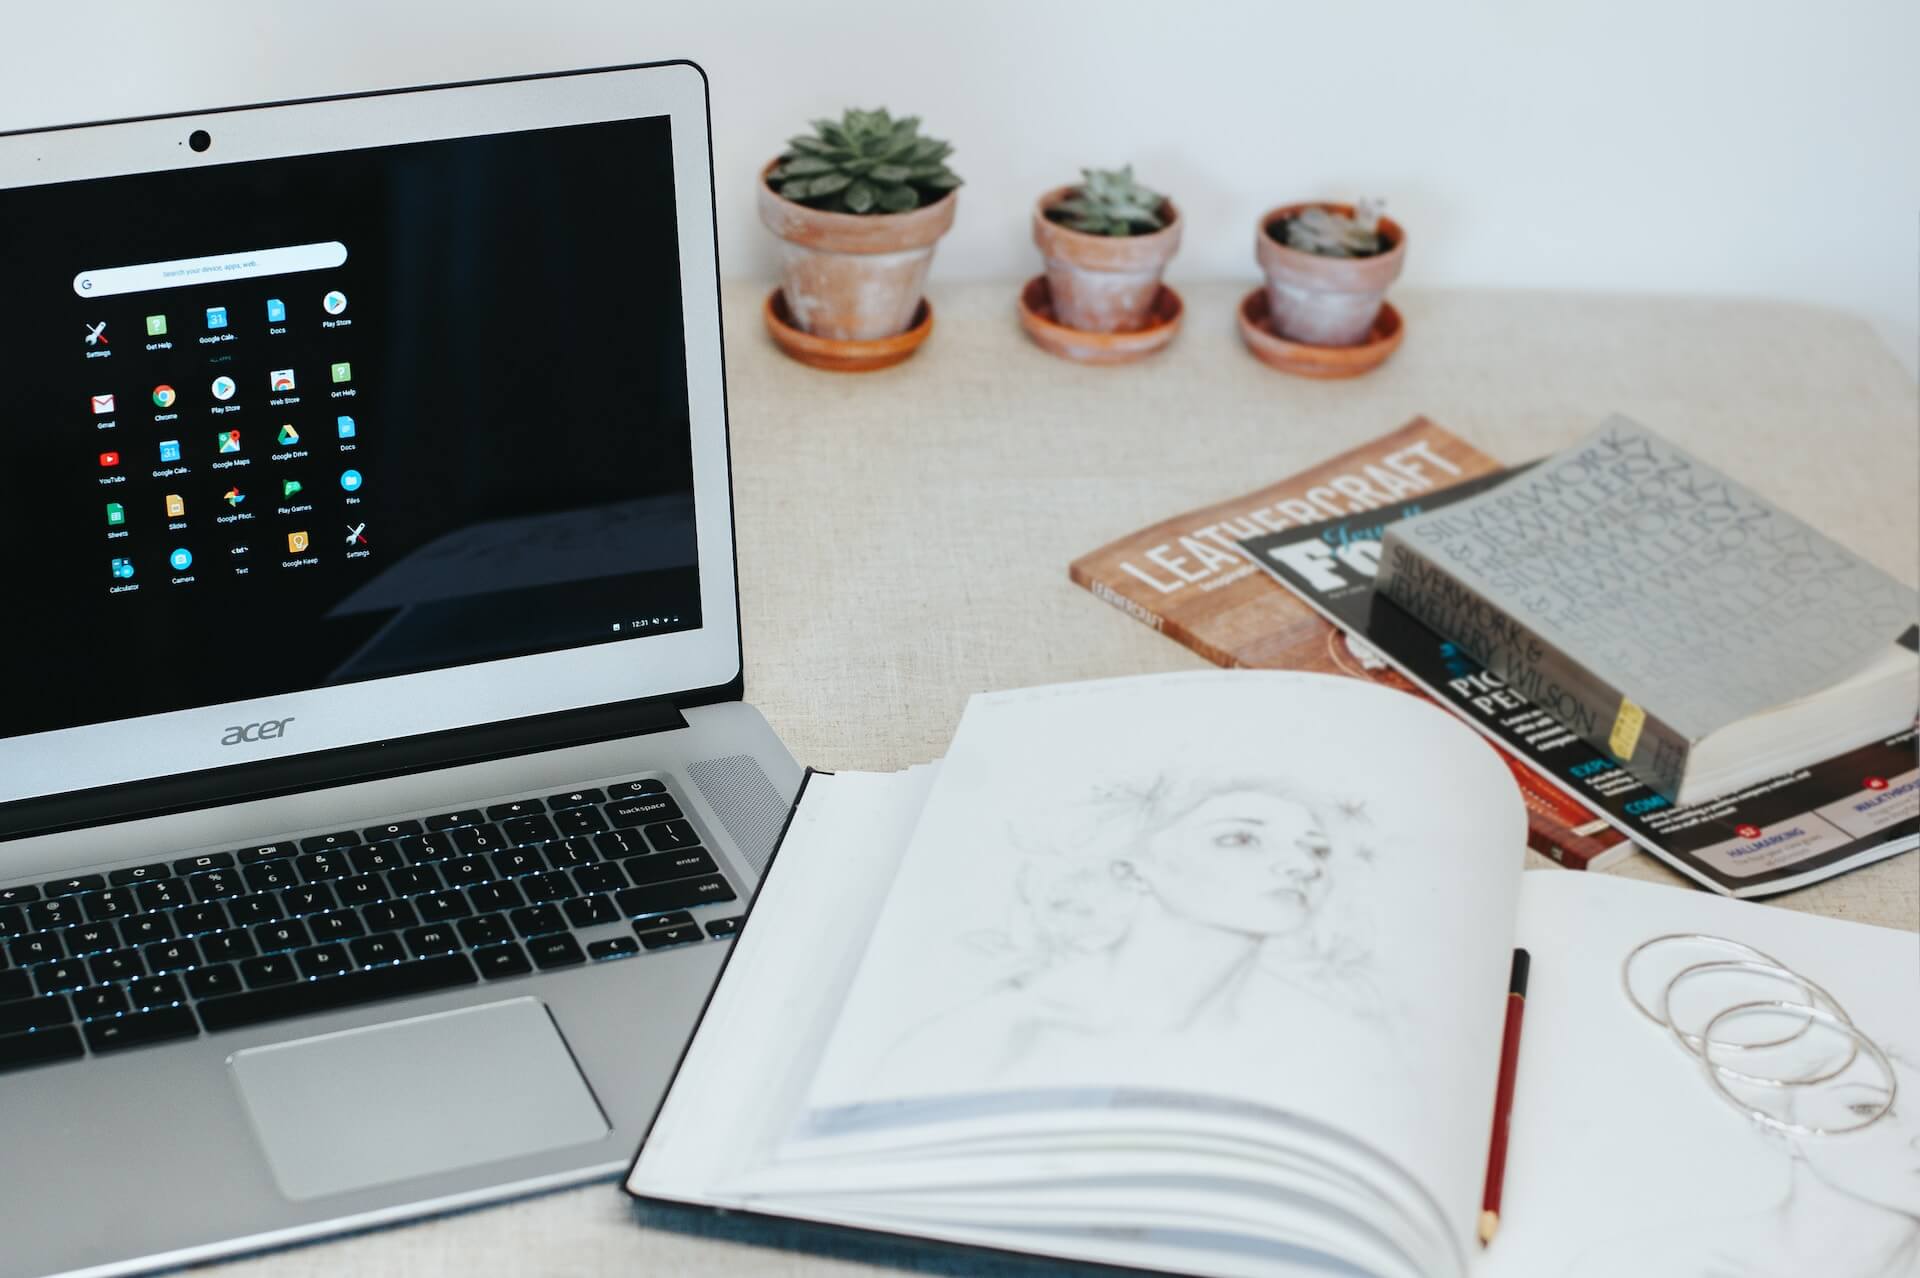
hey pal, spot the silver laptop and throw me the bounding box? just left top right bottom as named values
left=0, top=62, right=802, bottom=1277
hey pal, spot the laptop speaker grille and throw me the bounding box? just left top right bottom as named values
left=686, top=754, right=788, bottom=875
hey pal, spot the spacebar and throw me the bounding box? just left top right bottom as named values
left=197, top=956, right=480, bottom=1032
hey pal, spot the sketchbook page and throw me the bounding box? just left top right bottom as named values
left=1482, top=871, right=1920, bottom=1278
left=628, top=766, right=938, bottom=1198
left=802, top=671, right=1529, bottom=1260
left=734, top=1118, right=1438, bottom=1278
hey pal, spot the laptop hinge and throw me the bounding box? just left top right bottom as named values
left=0, top=696, right=689, bottom=843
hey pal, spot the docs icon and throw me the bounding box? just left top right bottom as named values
left=266, top=299, right=286, bottom=323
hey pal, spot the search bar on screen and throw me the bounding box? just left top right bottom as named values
left=73, top=241, right=348, bottom=298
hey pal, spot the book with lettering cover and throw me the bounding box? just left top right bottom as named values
left=1070, top=419, right=1628, bottom=869
left=1240, top=471, right=1917, bottom=896
left=1375, top=417, right=1919, bottom=806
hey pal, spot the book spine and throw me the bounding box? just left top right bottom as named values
left=1510, top=770, right=1626, bottom=870
left=1375, top=531, right=1693, bottom=801
left=1067, top=561, right=1243, bottom=669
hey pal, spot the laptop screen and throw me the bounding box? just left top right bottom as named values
left=1, top=115, right=701, bottom=742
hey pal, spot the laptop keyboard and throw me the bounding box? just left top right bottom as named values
left=0, top=777, right=742, bottom=1074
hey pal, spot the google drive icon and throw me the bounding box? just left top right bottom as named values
left=277, top=424, right=300, bottom=445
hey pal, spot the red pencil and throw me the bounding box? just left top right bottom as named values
left=1479, top=948, right=1530, bottom=1246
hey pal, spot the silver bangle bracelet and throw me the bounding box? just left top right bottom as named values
left=1697, top=1000, right=1896, bottom=1137
left=1660, top=959, right=1858, bottom=1087
left=1622, top=933, right=1796, bottom=1044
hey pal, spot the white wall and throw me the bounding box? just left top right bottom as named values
left=6, top=0, right=1915, bottom=373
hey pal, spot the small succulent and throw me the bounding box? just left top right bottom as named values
left=771, top=108, right=960, bottom=215
left=1048, top=166, right=1168, bottom=237
left=1281, top=199, right=1389, bottom=258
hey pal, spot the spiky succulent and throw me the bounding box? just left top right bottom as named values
left=1047, top=166, right=1167, bottom=237
left=1281, top=199, right=1389, bottom=258
left=770, top=108, right=960, bottom=215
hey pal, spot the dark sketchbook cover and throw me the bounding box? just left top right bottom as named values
left=1241, top=471, right=1918, bottom=897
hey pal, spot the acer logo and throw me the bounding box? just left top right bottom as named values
left=221, top=717, right=295, bottom=746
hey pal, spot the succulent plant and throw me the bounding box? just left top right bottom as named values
left=770, top=108, right=961, bottom=215
left=1280, top=199, right=1389, bottom=258
left=1048, top=166, right=1168, bottom=237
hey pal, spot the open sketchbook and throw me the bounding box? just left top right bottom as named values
left=626, top=673, right=1919, bottom=1278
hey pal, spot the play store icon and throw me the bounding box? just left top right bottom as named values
left=282, top=479, right=303, bottom=500
left=277, top=424, right=300, bottom=445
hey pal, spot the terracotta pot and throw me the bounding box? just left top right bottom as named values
left=1030, top=186, right=1182, bottom=334
left=1254, top=202, right=1406, bottom=347
left=757, top=160, right=958, bottom=342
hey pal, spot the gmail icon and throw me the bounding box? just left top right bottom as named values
left=91, top=393, right=115, bottom=415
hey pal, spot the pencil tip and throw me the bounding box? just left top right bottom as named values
left=1478, top=1210, right=1499, bottom=1245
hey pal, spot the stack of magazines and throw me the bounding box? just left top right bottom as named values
left=1076, top=416, right=1917, bottom=897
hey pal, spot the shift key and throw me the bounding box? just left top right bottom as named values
left=614, top=874, right=735, bottom=919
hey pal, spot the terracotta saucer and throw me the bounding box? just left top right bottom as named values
left=1237, top=288, right=1402, bottom=378
left=763, top=289, right=932, bottom=373
left=1017, top=276, right=1182, bottom=365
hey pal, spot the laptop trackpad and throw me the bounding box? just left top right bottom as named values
left=230, top=997, right=610, bottom=1201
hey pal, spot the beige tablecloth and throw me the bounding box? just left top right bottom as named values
left=208, top=281, right=1920, bottom=1277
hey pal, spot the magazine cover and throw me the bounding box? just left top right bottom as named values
left=1069, top=417, right=1499, bottom=670
left=1241, top=477, right=1918, bottom=897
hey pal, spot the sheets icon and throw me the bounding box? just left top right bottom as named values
left=91, top=393, right=115, bottom=415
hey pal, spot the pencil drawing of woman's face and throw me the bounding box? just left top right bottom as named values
left=1134, top=792, right=1333, bottom=935
left=1796, top=1065, right=1920, bottom=1216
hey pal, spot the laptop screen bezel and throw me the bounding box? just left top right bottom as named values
left=0, top=62, right=741, bottom=805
